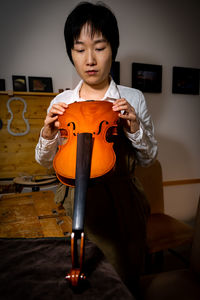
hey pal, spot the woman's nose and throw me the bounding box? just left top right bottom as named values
left=86, top=50, right=96, bottom=65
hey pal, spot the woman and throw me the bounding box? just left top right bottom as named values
left=35, top=2, right=157, bottom=296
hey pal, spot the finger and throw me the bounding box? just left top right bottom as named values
left=119, top=105, right=136, bottom=115
left=54, top=120, right=60, bottom=128
left=52, top=102, right=68, bottom=111
left=113, top=104, right=129, bottom=112
left=44, top=115, right=58, bottom=126
left=59, top=102, right=68, bottom=107
left=118, top=111, right=137, bottom=120
left=113, top=98, right=126, bottom=104
left=48, top=106, right=65, bottom=116
left=49, top=115, right=59, bottom=122
left=113, top=99, right=126, bottom=108
left=118, top=113, right=131, bottom=120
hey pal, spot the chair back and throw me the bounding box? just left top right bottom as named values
left=190, top=197, right=200, bottom=275
left=135, top=160, right=164, bottom=214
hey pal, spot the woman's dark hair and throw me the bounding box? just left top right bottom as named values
left=64, top=2, right=119, bottom=64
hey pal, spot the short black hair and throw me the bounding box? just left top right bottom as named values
left=64, top=1, right=119, bottom=64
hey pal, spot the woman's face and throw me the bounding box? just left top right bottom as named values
left=71, top=24, right=112, bottom=88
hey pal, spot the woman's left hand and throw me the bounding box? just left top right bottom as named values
left=112, top=98, right=140, bottom=133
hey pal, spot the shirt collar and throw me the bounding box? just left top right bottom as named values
left=72, top=80, right=83, bottom=102
left=72, top=78, right=121, bottom=102
left=103, top=78, right=121, bottom=101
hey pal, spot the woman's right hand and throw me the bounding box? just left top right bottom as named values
left=42, top=102, right=68, bottom=140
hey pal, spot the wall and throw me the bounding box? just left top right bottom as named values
left=0, top=0, right=199, bottom=223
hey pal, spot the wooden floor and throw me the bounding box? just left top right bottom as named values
left=0, top=191, right=72, bottom=238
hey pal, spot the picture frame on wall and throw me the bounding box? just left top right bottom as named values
left=28, top=76, right=53, bottom=92
left=0, top=79, right=6, bottom=91
left=132, top=63, right=162, bottom=93
left=172, top=66, right=199, bottom=95
left=110, top=61, right=120, bottom=84
left=12, top=75, right=27, bottom=92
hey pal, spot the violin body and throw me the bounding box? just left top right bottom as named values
left=53, top=100, right=118, bottom=186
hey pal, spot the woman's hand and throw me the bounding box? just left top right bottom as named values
left=42, top=102, right=68, bottom=139
left=112, top=98, right=140, bottom=133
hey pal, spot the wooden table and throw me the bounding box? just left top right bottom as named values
left=13, top=175, right=58, bottom=192
left=0, top=191, right=72, bottom=238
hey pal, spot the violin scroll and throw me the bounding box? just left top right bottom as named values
left=66, top=269, right=86, bottom=287
left=66, top=232, right=86, bottom=287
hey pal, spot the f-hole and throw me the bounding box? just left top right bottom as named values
left=67, top=122, right=76, bottom=136
left=94, top=120, right=109, bottom=135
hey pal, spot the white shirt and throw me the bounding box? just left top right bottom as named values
left=35, top=79, right=158, bottom=168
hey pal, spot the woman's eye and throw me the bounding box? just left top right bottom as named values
left=76, top=49, right=84, bottom=53
left=96, top=47, right=105, bottom=51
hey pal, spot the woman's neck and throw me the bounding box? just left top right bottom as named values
left=79, top=78, right=110, bottom=100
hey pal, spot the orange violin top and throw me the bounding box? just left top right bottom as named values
left=53, top=100, right=119, bottom=186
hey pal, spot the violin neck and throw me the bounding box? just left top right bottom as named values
left=72, top=133, right=93, bottom=232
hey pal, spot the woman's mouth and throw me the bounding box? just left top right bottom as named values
left=86, top=70, right=98, bottom=75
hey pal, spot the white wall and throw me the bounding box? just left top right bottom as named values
left=0, top=0, right=200, bottom=223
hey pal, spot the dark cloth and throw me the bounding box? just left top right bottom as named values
left=55, top=128, right=150, bottom=294
left=0, top=238, right=135, bottom=300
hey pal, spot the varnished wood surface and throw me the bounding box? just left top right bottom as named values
left=0, top=191, right=72, bottom=238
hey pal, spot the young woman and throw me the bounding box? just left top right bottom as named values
left=35, top=2, right=157, bottom=296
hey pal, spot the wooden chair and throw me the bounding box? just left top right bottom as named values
left=140, top=197, right=200, bottom=299
left=135, top=160, right=194, bottom=272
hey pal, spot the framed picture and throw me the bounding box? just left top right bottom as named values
left=28, top=76, right=53, bottom=92
left=0, top=79, right=6, bottom=91
left=132, top=63, right=162, bottom=93
left=110, top=61, right=120, bottom=84
left=12, top=75, right=27, bottom=91
left=172, top=67, right=199, bottom=95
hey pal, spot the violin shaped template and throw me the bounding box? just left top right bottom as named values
left=7, top=97, right=30, bottom=136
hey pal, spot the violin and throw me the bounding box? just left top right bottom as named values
left=53, top=100, right=118, bottom=286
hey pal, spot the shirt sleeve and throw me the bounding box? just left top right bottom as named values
left=35, top=128, right=59, bottom=169
left=124, top=91, right=158, bottom=166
